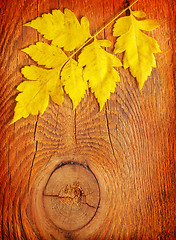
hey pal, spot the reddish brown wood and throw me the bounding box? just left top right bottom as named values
left=0, top=0, right=175, bottom=239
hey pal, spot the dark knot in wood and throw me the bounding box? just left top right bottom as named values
left=42, top=161, right=100, bottom=231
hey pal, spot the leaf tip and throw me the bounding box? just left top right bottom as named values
left=99, top=102, right=105, bottom=112
left=138, top=79, right=145, bottom=90
left=9, top=120, right=15, bottom=126
left=23, top=22, right=31, bottom=27
left=21, top=48, right=27, bottom=53
left=158, top=47, right=162, bottom=53
left=72, top=105, right=77, bottom=111
left=9, top=114, right=22, bottom=125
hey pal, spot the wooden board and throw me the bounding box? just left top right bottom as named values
left=0, top=0, right=175, bottom=239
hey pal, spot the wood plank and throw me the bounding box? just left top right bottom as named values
left=0, top=0, right=175, bottom=239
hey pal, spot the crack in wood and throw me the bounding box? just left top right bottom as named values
left=34, top=115, right=39, bottom=141
left=43, top=194, right=97, bottom=209
left=105, top=104, right=118, bottom=167
left=74, top=109, right=77, bottom=144
left=43, top=183, right=97, bottom=209
left=28, top=115, right=40, bottom=190
left=18, top=200, right=28, bottom=240
left=28, top=140, right=38, bottom=190
left=124, top=0, right=130, bottom=16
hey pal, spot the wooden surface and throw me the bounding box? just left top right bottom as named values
left=0, top=0, right=176, bottom=239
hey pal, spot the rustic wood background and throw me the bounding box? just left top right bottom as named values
left=0, top=0, right=175, bottom=239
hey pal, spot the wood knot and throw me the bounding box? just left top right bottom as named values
left=43, top=161, right=100, bottom=231
left=57, top=184, right=84, bottom=205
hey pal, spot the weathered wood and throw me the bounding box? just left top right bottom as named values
left=0, top=0, right=175, bottom=239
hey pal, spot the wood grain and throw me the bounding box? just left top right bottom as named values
left=0, top=0, right=175, bottom=239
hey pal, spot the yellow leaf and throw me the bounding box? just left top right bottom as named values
left=61, top=59, right=88, bottom=109
left=11, top=66, right=63, bottom=124
left=22, top=42, right=67, bottom=68
left=63, top=9, right=91, bottom=51
left=113, top=9, right=161, bottom=89
left=25, top=9, right=91, bottom=51
left=25, top=9, right=64, bottom=42
left=113, top=16, right=131, bottom=37
left=47, top=72, right=63, bottom=106
left=79, top=38, right=122, bottom=111
left=135, top=19, right=160, bottom=31
left=132, top=10, right=146, bottom=18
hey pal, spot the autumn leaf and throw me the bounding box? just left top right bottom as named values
left=25, top=9, right=91, bottom=51
left=22, top=42, right=68, bottom=68
left=79, top=38, right=122, bottom=110
left=61, top=59, right=88, bottom=109
left=11, top=66, right=63, bottom=124
left=11, top=42, right=67, bottom=123
left=113, top=9, right=161, bottom=89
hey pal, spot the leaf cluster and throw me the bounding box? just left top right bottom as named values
left=11, top=4, right=161, bottom=123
